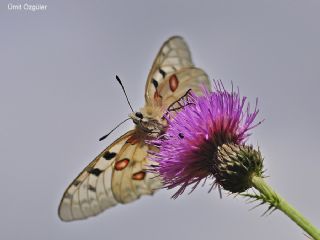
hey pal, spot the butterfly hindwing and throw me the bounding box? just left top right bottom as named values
left=156, top=67, right=210, bottom=109
left=112, top=140, right=160, bottom=204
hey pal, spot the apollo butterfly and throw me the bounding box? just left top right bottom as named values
left=58, top=36, right=211, bottom=221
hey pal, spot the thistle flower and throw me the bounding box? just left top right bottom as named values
left=149, top=81, right=320, bottom=240
left=149, top=81, right=262, bottom=197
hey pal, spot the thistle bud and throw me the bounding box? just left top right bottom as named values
left=216, top=144, right=264, bottom=193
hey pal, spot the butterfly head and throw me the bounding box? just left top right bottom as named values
left=130, top=110, right=164, bottom=137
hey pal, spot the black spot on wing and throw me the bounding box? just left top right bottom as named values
left=73, top=180, right=81, bottom=186
left=103, top=151, right=116, bottom=160
left=88, top=185, right=96, bottom=192
left=88, top=168, right=102, bottom=176
left=159, top=68, right=166, bottom=78
left=152, top=79, right=158, bottom=88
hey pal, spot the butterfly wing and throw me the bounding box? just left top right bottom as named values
left=110, top=133, right=161, bottom=204
left=144, top=36, right=211, bottom=109
left=156, top=67, right=210, bottom=108
left=58, top=130, right=160, bottom=221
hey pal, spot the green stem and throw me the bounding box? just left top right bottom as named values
left=251, top=175, right=320, bottom=240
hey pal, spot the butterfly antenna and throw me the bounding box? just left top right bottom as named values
left=99, top=117, right=131, bottom=141
left=116, top=75, right=134, bottom=112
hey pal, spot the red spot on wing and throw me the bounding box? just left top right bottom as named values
left=169, top=74, right=179, bottom=92
left=126, top=135, right=140, bottom=145
left=115, top=158, right=130, bottom=171
left=153, top=89, right=163, bottom=106
left=154, top=90, right=162, bottom=100
left=132, top=171, right=146, bottom=180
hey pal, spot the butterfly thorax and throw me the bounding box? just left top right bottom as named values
left=129, top=106, right=166, bottom=137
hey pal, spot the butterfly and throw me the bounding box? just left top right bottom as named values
left=58, top=36, right=212, bottom=221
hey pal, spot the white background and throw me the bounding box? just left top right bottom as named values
left=1, top=0, right=319, bottom=239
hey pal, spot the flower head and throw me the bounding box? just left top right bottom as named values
left=149, top=81, right=262, bottom=198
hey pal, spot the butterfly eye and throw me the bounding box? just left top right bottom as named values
left=135, top=112, right=143, bottom=119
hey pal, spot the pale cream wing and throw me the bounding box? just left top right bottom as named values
left=144, top=36, right=211, bottom=109
left=58, top=131, right=132, bottom=221
left=58, top=130, right=160, bottom=221
left=155, top=67, right=211, bottom=109
left=111, top=135, right=161, bottom=204
left=145, top=36, right=194, bottom=103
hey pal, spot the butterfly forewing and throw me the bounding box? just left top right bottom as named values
left=58, top=130, right=161, bottom=221
left=59, top=131, right=133, bottom=221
